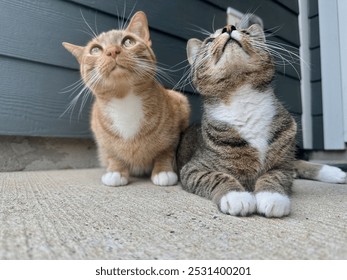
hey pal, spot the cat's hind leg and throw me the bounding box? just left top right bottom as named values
left=180, top=162, right=256, bottom=216
left=294, top=160, right=346, bottom=184
left=254, top=169, right=293, bottom=218
left=151, top=149, right=178, bottom=186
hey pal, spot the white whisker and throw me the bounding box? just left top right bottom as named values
left=80, top=10, right=97, bottom=39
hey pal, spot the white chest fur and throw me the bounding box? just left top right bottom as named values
left=206, top=85, right=276, bottom=163
left=104, top=92, right=144, bottom=139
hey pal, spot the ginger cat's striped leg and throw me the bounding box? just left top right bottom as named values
left=151, top=149, right=178, bottom=186
left=102, top=157, right=129, bottom=187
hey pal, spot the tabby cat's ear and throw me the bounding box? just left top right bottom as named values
left=126, top=11, right=151, bottom=46
left=187, top=39, right=202, bottom=65
left=247, top=24, right=265, bottom=42
left=62, top=42, right=84, bottom=63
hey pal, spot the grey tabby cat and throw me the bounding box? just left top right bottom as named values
left=177, top=24, right=346, bottom=218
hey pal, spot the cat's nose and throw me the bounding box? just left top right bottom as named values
left=222, top=25, right=236, bottom=35
left=106, top=46, right=121, bottom=58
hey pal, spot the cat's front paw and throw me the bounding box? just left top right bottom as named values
left=152, top=171, right=178, bottom=186
left=255, top=192, right=290, bottom=218
left=317, top=165, right=347, bottom=184
left=219, top=191, right=256, bottom=216
left=102, top=172, right=128, bottom=186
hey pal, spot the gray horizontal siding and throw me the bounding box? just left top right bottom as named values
left=275, top=74, right=302, bottom=114
left=274, top=0, right=299, bottom=13
left=66, top=0, right=229, bottom=41
left=0, top=0, right=197, bottom=137
left=0, top=56, right=91, bottom=137
left=0, top=0, right=302, bottom=141
left=0, top=0, right=188, bottom=82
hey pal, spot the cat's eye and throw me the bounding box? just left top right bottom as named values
left=90, top=46, right=102, bottom=55
left=123, top=38, right=135, bottom=48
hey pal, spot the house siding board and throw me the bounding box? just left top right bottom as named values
left=0, top=56, right=91, bottom=137
left=274, top=75, right=302, bottom=115
left=312, top=116, right=324, bottom=149
left=309, top=16, right=320, bottom=48
left=0, top=0, right=302, bottom=140
left=308, top=0, right=319, bottom=17
left=308, top=0, right=323, bottom=149
left=0, top=0, right=188, bottom=78
left=274, top=0, right=299, bottom=13
left=311, top=82, right=323, bottom=116
left=310, top=47, right=321, bottom=82
left=0, top=0, right=195, bottom=137
left=66, top=0, right=229, bottom=42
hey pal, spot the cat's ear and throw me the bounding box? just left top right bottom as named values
left=62, top=42, right=84, bottom=63
left=247, top=24, right=265, bottom=42
left=126, top=11, right=151, bottom=46
left=187, top=39, right=202, bottom=65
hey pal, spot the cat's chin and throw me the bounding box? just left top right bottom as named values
left=107, top=67, right=129, bottom=79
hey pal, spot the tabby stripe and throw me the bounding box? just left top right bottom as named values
left=269, top=117, right=293, bottom=145
left=181, top=163, right=245, bottom=199
left=205, top=129, right=248, bottom=147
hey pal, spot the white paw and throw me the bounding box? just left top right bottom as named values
left=219, top=191, right=256, bottom=216
left=102, top=172, right=128, bottom=186
left=152, top=171, right=178, bottom=186
left=256, top=192, right=290, bottom=218
left=317, top=165, right=346, bottom=184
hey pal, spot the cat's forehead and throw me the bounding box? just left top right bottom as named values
left=91, top=30, right=125, bottom=46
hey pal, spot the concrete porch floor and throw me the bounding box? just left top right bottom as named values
left=0, top=168, right=346, bottom=260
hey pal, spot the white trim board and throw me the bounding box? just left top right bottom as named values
left=337, top=0, right=347, bottom=142
left=298, top=0, right=313, bottom=149
left=318, top=0, right=345, bottom=150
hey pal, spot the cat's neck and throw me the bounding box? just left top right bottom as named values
left=204, top=84, right=274, bottom=108
left=94, top=78, right=159, bottom=102
left=203, top=84, right=276, bottom=125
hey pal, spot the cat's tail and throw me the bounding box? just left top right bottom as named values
left=294, top=160, right=346, bottom=184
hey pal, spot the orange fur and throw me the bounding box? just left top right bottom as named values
left=63, top=11, right=190, bottom=186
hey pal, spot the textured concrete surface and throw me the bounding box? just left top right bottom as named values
left=0, top=168, right=346, bottom=260
left=0, top=136, right=98, bottom=171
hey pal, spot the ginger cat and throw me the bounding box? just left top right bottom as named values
left=63, top=11, right=190, bottom=186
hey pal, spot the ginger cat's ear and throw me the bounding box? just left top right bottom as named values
left=187, top=38, right=202, bottom=65
left=62, top=42, right=84, bottom=63
left=126, top=11, right=151, bottom=46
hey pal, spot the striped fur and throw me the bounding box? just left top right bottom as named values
left=178, top=24, right=346, bottom=217
left=178, top=24, right=297, bottom=218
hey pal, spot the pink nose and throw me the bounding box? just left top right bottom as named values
left=106, top=46, right=121, bottom=58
